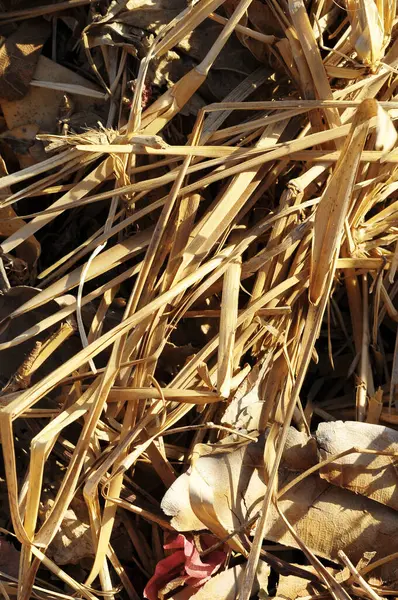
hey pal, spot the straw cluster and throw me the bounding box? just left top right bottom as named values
left=0, top=0, right=397, bottom=599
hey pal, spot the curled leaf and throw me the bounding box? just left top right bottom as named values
left=144, top=533, right=227, bottom=600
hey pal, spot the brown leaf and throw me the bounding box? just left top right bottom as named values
left=275, top=565, right=328, bottom=600
left=170, top=561, right=270, bottom=600
left=316, top=420, right=398, bottom=511
left=1, top=55, right=103, bottom=133
left=221, top=360, right=268, bottom=433
left=42, top=496, right=94, bottom=565
left=0, top=155, right=40, bottom=271
left=0, top=536, right=20, bottom=579
left=0, top=286, right=77, bottom=383
left=121, top=0, right=186, bottom=35
left=0, top=18, right=51, bottom=101
left=163, top=428, right=398, bottom=580
left=223, top=0, right=280, bottom=62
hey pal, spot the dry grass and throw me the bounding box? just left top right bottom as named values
left=0, top=0, right=398, bottom=599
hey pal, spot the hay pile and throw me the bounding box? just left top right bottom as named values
left=0, top=0, right=398, bottom=599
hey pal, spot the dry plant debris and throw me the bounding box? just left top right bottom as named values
left=0, top=0, right=398, bottom=599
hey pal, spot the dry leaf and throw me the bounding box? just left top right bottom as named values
left=366, top=388, right=383, bottom=424
left=1, top=56, right=103, bottom=133
left=345, top=0, right=390, bottom=66
left=0, top=18, right=51, bottom=101
left=171, top=561, right=270, bottom=600
left=223, top=0, right=279, bottom=62
left=274, top=565, right=327, bottom=600
left=316, top=420, right=398, bottom=511
left=43, top=496, right=94, bottom=566
left=144, top=533, right=227, bottom=600
left=0, top=155, right=40, bottom=272
left=0, top=286, right=77, bottom=383
left=221, top=360, right=269, bottom=433
left=269, top=473, right=398, bottom=581
left=1, top=0, right=397, bottom=598
left=161, top=472, right=205, bottom=532
left=0, top=536, right=20, bottom=579
left=162, top=436, right=266, bottom=552
left=163, top=427, right=398, bottom=580
left=122, top=0, right=186, bottom=35
left=375, top=103, right=397, bottom=151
